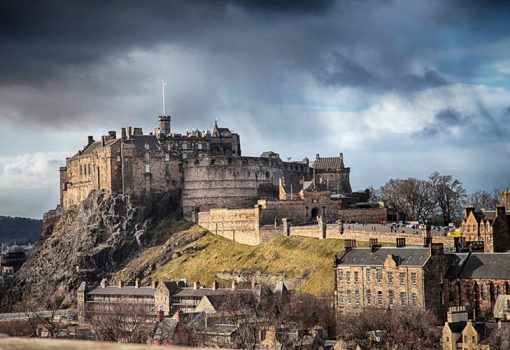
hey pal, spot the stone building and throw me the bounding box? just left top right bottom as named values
left=443, top=252, right=510, bottom=319
left=441, top=306, right=491, bottom=350
left=60, top=116, right=241, bottom=209
left=77, top=278, right=157, bottom=322
left=460, top=191, right=510, bottom=252
left=334, top=240, right=454, bottom=319
left=312, top=153, right=351, bottom=194
left=0, top=245, right=26, bottom=274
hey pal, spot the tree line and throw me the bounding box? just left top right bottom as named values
left=369, top=171, right=503, bottom=225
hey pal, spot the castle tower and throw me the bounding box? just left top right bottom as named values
left=158, top=116, right=171, bottom=137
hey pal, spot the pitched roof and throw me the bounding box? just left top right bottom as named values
left=161, top=281, right=183, bottom=294
left=336, top=247, right=431, bottom=267
left=273, top=281, right=289, bottom=294
left=447, top=321, right=467, bottom=334
left=456, top=253, right=510, bottom=280
left=260, top=151, right=280, bottom=159
left=123, top=135, right=160, bottom=150
left=313, top=156, right=344, bottom=170
left=173, top=287, right=252, bottom=298
left=88, top=286, right=155, bottom=297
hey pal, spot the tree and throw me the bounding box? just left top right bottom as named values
left=429, top=171, right=466, bottom=225
left=379, top=178, right=434, bottom=222
left=279, top=293, right=335, bottom=349
left=466, top=190, right=500, bottom=211
left=87, top=302, right=158, bottom=343
left=336, top=307, right=439, bottom=350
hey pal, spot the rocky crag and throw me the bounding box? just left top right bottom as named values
left=13, top=189, right=185, bottom=308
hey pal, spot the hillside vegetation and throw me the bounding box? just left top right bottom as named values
left=147, top=231, right=371, bottom=295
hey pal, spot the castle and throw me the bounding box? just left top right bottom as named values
left=59, top=115, right=357, bottom=221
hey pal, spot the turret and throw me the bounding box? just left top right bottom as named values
left=159, top=116, right=171, bottom=137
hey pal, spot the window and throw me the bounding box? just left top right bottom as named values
left=346, top=271, right=351, bottom=283
left=338, top=270, right=343, bottom=281
left=182, top=143, right=188, bottom=150
left=464, top=335, right=468, bottom=343
left=182, top=153, right=188, bottom=159
left=366, top=268, right=371, bottom=282
left=389, top=291, right=394, bottom=306
left=347, top=290, right=352, bottom=304
left=198, top=143, right=203, bottom=150
left=377, top=291, right=383, bottom=305
left=339, top=292, right=344, bottom=305
left=145, top=164, right=150, bottom=173
left=144, top=143, right=150, bottom=150
left=79, top=165, right=83, bottom=175
left=354, top=272, right=359, bottom=284
left=88, top=164, right=91, bottom=174
left=366, top=290, right=371, bottom=305
left=165, top=153, right=170, bottom=162
left=412, top=293, right=417, bottom=306
left=400, top=292, right=406, bottom=305
left=411, top=272, right=417, bottom=285
left=144, top=152, right=150, bottom=162
left=355, top=290, right=360, bottom=305
left=387, top=272, right=393, bottom=284
left=399, top=272, right=405, bottom=284
left=376, top=268, right=382, bottom=283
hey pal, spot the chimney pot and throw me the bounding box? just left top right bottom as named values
left=231, top=281, right=237, bottom=290
left=194, top=281, right=200, bottom=290
left=100, top=278, right=108, bottom=288
left=135, top=278, right=140, bottom=288
left=152, top=280, right=159, bottom=289
left=212, top=280, right=218, bottom=290
left=118, top=280, right=124, bottom=288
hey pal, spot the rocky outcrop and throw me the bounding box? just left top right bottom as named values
left=14, top=189, right=181, bottom=307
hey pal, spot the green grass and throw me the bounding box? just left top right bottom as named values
left=150, top=232, right=372, bottom=295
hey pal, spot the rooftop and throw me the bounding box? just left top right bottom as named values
left=336, top=247, right=431, bottom=267
left=447, top=253, right=510, bottom=280
left=88, top=286, right=155, bottom=297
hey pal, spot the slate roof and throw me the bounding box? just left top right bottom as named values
left=199, top=324, right=237, bottom=335
left=88, top=286, right=155, bottom=297
left=336, top=247, right=431, bottom=267
left=124, top=135, right=160, bottom=150
left=445, top=253, right=470, bottom=278
left=454, top=253, right=510, bottom=280
left=161, top=281, right=184, bottom=294
left=313, top=156, right=343, bottom=170
left=447, top=321, right=467, bottom=334
left=173, top=287, right=252, bottom=298
left=260, top=151, right=280, bottom=159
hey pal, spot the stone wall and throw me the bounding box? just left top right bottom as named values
left=198, top=207, right=261, bottom=245
left=339, top=207, right=392, bottom=224
left=182, top=156, right=310, bottom=218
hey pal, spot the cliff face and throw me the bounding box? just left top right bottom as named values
left=14, top=189, right=182, bottom=307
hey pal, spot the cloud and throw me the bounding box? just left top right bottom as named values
left=0, top=152, right=66, bottom=189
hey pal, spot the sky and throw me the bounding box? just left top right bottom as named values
left=0, top=0, right=509, bottom=218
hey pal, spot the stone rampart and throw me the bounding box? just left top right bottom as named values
left=198, top=207, right=261, bottom=245
left=182, top=156, right=309, bottom=218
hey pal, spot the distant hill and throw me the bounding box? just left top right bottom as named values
left=0, top=216, right=42, bottom=245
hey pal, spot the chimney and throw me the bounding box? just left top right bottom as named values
left=231, top=281, right=237, bottom=290
left=121, top=128, right=127, bottom=140
left=128, top=126, right=133, bottom=139
left=396, top=238, right=406, bottom=248
left=193, top=281, right=200, bottom=290
left=87, top=136, right=94, bottom=146
left=430, top=243, right=444, bottom=255
left=345, top=239, right=357, bottom=251
left=212, top=280, right=218, bottom=290
left=251, top=280, right=257, bottom=289
left=118, top=280, right=124, bottom=288
left=108, top=130, right=116, bottom=139
left=496, top=205, right=506, bottom=218
left=369, top=238, right=378, bottom=246
left=101, top=135, right=106, bottom=147
left=316, top=153, right=320, bottom=160
left=173, top=310, right=183, bottom=323
left=100, top=278, right=108, bottom=288
left=135, top=278, right=140, bottom=288
left=152, top=280, right=159, bottom=289
left=464, top=206, right=475, bottom=219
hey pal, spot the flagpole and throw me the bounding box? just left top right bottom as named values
left=162, top=80, right=167, bottom=116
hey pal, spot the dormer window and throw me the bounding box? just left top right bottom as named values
left=144, top=143, right=150, bottom=150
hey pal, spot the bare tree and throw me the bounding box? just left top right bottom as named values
left=466, top=190, right=500, bottom=211
left=279, top=293, right=335, bottom=349
left=337, top=307, right=439, bottom=350
left=379, top=178, right=434, bottom=222
left=87, top=302, right=157, bottom=343
left=429, top=171, right=466, bottom=225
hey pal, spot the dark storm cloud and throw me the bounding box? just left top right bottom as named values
left=421, top=108, right=470, bottom=137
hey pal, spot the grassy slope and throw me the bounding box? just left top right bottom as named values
left=150, top=232, right=372, bottom=296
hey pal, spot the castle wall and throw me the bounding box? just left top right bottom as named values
left=338, top=207, right=394, bottom=224
left=183, top=157, right=284, bottom=218
left=198, top=207, right=261, bottom=245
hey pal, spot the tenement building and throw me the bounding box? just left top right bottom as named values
left=334, top=240, right=454, bottom=319
left=443, top=252, right=510, bottom=319
left=460, top=191, right=510, bottom=252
